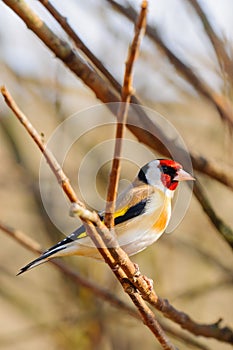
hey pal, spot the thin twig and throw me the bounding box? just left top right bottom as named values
left=173, top=237, right=233, bottom=277
left=104, top=0, right=147, bottom=228
left=152, top=298, right=233, bottom=343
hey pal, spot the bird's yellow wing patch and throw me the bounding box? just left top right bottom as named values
left=76, top=201, right=145, bottom=240
left=74, top=207, right=130, bottom=240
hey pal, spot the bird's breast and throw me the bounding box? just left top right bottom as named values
left=115, top=190, right=172, bottom=255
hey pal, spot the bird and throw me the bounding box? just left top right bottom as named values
left=18, top=159, right=194, bottom=275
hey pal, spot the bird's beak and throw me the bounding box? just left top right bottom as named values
left=174, top=169, right=195, bottom=182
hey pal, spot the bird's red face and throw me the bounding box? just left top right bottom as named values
left=158, top=159, right=194, bottom=191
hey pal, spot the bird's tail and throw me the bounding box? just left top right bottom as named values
left=17, top=245, right=68, bottom=275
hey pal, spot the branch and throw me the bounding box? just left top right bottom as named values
left=104, top=0, right=147, bottom=228
left=2, top=0, right=233, bottom=191
left=152, top=298, right=233, bottom=343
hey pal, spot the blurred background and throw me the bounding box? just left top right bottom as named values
left=0, top=0, right=233, bottom=349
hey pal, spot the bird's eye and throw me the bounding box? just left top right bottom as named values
left=161, top=165, right=177, bottom=180
left=162, top=166, right=168, bottom=172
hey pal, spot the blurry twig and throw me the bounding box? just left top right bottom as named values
left=173, top=237, right=233, bottom=277
left=107, top=0, right=233, bottom=128
left=173, top=276, right=233, bottom=302
left=194, top=180, right=233, bottom=249
left=0, top=221, right=137, bottom=318
left=187, top=0, right=233, bottom=82
left=0, top=88, right=80, bottom=205
left=191, top=155, right=233, bottom=191
left=104, top=1, right=147, bottom=228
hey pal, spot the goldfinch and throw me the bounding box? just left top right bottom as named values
left=18, top=159, right=194, bottom=274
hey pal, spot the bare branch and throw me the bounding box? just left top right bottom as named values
left=104, top=0, right=147, bottom=228
left=153, top=298, right=233, bottom=343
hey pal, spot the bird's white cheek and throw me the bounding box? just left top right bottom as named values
left=145, top=163, right=161, bottom=186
